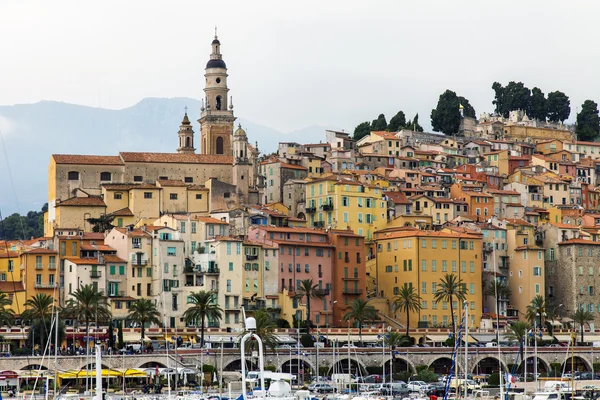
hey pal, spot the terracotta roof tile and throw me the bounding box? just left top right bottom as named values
left=21, top=248, right=58, bottom=255
left=157, top=180, right=187, bottom=187
left=559, top=238, right=600, bottom=245
left=80, top=244, right=116, bottom=252
left=0, top=282, right=24, bottom=293
left=57, top=197, right=106, bottom=207
left=280, top=162, right=308, bottom=171
left=81, top=232, right=105, bottom=240
left=194, top=216, right=229, bottom=225
left=65, top=257, right=104, bottom=265
left=103, top=254, right=128, bottom=263
left=119, top=152, right=233, bottom=164
left=52, top=154, right=123, bottom=165
left=108, top=207, right=134, bottom=217
left=102, top=183, right=159, bottom=190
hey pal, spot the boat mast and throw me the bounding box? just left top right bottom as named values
left=464, top=302, right=468, bottom=400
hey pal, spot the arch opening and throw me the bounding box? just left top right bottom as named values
left=561, top=356, right=591, bottom=373
left=472, top=357, right=507, bottom=375
left=223, top=359, right=257, bottom=372
left=216, top=137, right=224, bottom=155
left=216, top=96, right=222, bottom=110
left=516, top=356, right=549, bottom=375
left=139, top=362, right=167, bottom=368
left=328, top=358, right=366, bottom=376
left=429, top=357, right=460, bottom=375
left=383, top=357, right=415, bottom=375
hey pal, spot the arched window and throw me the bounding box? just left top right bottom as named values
left=240, top=150, right=243, bottom=158
left=100, top=172, right=112, bottom=181
left=216, top=96, right=222, bottom=110
left=68, top=171, right=80, bottom=181
left=216, top=137, right=224, bottom=154
left=186, top=137, right=191, bottom=148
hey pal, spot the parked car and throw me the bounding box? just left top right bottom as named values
left=407, top=381, right=430, bottom=392
left=308, top=383, right=336, bottom=394
left=427, top=383, right=455, bottom=397
left=342, top=344, right=358, bottom=348
left=379, top=382, right=410, bottom=396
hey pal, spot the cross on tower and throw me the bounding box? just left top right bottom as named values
left=184, top=106, right=188, bottom=114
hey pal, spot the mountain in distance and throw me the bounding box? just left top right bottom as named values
left=0, top=98, right=336, bottom=215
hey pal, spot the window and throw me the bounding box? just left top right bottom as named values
left=578, top=266, right=584, bottom=276
left=227, top=280, right=231, bottom=292
left=533, top=266, right=542, bottom=276
left=441, top=240, right=447, bottom=249
left=110, top=265, right=116, bottom=275
left=185, top=177, right=193, bottom=183
left=67, top=171, right=79, bottom=180
left=422, top=282, right=427, bottom=294
left=100, top=172, right=111, bottom=181
left=431, top=260, right=437, bottom=272
left=431, top=240, right=437, bottom=249
left=180, top=222, right=186, bottom=233
left=442, top=260, right=447, bottom=272
left=421, top=260, right=427, bottom=271
left=144, top=192, right=153, bottom=199
left=170, top=193, right=178, bottom=200
left=134, top=175, right=143, bottom=182
left=452, top=261, right=456, bottom=272
left=470, top=283, right=475, bottom=294
left=114, top=192, right=122, bottom=200
left=196, top=194, right=202, bottom=200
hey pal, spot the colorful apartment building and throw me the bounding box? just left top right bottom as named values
left=374, top=228, right=483, bottom=329
left=305, top=177, right=387, bottom=241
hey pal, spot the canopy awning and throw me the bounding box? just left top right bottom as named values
left=122, top=333, right=152, bottom=342
left=554, top=334, right=572, bottom=342
left=548, top=319, right=563, bottom=327
left=461, top=336, right=477, bottom=344
left=471, top=334, right=498, bottom=343
left=426, top=334, right=452, bottom=343
left=326, top=335, right=379, bottom=343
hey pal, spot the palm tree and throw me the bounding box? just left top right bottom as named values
left=70, top=284, right=111, bottom=355
left=296, top=279, right=324, bottom=327
left=127, top=299, right=161, bottom=346
left=433, top=273, right=467, bottom=336
left=483, top=279, right=512, bottom=315
left=343, top=299, right=378, bottom=344
left=526, top=295, right=546, bottom=326
left=385, top=331, right=411, bottom=348
left=240, top=309, right=280, bottom=352
left=571, top=308, right=594, bottom=344
left=0, top=292, right=15, bottom=326
left=504, top=321, right=530, bottom=361
left=392, top=286, right=422, bottom=337
left=21, top=294, right=54, bottom=351
left=183, top=291, right=223, bottom=347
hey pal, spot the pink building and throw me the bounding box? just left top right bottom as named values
left=247, top=226, right=334, bottom=326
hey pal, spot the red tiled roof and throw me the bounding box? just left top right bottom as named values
left=119, top=152, right=233, bottom=164
left=102, top=183, right=159, bottom=190
left=280, top=162, right=308, bottom=171
left=103, top=254, right=128, bottom=263
left=57, top=197, right=106, bottom=207
left=559, top=238, right=600, bottom=246
left=81, top=232, right=105, bottom=240
left=194, top=217, right=229, bottom=225
left=65, top=257, right=104, bottom=265
left=80, top=244, right=116, bottom=252
left=52, top=154, right=123, bottom=165
left=21, top=248, right=57, bottom=255
left=0, top=282, right=24, bottom=293
left=157, top=180, right=187, bottom=187
left=113, top=228, right=151, bottom=238
left=108, top=207, right=134, bottom=217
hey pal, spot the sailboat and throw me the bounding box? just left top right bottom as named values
left=240, top=316, right=297, bottom=400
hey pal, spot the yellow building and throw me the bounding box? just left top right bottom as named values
left=47, top=197, right=107, bottom=236
left=374, top=228, right=483, bottom=329
left=0, top=250, right=26, bottom=316
left=502, top=219, right=545, bottom=320
left=305, top=177, right=387, bottom=241
left=20, top=248, right=59, bottom=301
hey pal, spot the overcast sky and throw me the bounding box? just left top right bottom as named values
left=1, top=0, right=599, bottom=133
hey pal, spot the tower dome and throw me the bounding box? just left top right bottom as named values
left=234, top=124, right=247, bottom=137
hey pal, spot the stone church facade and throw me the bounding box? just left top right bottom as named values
left=46, top=35, right=261, bottom=234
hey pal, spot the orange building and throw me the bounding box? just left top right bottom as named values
left=450, top=183, right=494, bottom=222
left=20, top=248, right=59, bottom=302
left=328, top=229, right=366, bottom=325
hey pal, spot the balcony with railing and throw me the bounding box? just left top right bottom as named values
left=342, top=288, right=363, bottom=295
left=90, top=271, right=102, bottom=279
left=245, top=254, right=258, bottom=261
left=313, top=221, right=325, bottom=228
left=35, top=264, right=43, bottom=270
left=48, top=263, right=56, bottom=270
left=342, top=275, right=360, bottom=281
left=314, top=288, right=330, bottom=296
left=132, top=259, right=148, bottom=266
left=305, top=207, right=317, bottom=214
left=321, top=203, right=334, bottom=211
left=34, top=283, right=57, bottom=289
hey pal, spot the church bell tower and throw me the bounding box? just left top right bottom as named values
left=177, top=110, right=195, bottom=153
left=199, top=32, right=236, bottom=156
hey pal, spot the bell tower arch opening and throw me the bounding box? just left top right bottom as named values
left=199, top=33, right=235, bottom=156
